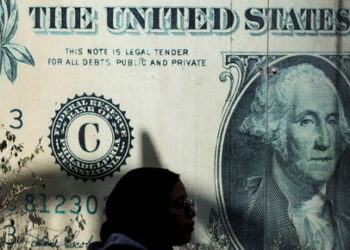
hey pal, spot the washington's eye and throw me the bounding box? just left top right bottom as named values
left=327, top=117, right=338, bottom=126
left=300, top=118, right=314, bottom=127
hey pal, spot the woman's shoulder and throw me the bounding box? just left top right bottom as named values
left=105, top=245, right=145, bottom=250
left=87, top=233, right=147, bottom=250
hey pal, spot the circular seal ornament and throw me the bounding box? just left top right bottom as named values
left=49, top=94, right=133, bottom=181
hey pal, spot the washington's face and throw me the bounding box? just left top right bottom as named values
left=284, top=80, right=340, bottom=185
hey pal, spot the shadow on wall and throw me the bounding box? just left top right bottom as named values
left=5, top=130, right=216, bottom=248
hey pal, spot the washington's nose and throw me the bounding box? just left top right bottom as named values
left=314, top=122, right=330, bottom=151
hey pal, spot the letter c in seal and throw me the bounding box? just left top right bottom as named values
left=78, top=123, right=100, bottom=152
left=49, top=94, right=133, bottom=181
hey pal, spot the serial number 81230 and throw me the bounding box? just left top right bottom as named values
left=9, top=193, right=108, bottom=215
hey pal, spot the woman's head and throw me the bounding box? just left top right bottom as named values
left=101, top=167, right=195, bottom=248
left=168, top=179, right=196, bottom=245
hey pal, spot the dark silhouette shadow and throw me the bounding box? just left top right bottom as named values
left=88, top=167, right=196, bottom=250
left=2, top=130, right=217, bottom=249
left=141, top=131, right=162, bottom=167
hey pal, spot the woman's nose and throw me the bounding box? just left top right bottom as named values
left=184, top=202, right=196, bottom=218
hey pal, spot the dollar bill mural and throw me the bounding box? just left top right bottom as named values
left=216, top=54, right=350, bottom=249
left=0, top=0, right=349, bottom=249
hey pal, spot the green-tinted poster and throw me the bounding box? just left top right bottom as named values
left=0, top=0, right=349, bottom=249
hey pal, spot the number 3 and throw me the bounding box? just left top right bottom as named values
left=10, top=109, right=23, bottom=129
left=4, top=224, right=16, bottom=245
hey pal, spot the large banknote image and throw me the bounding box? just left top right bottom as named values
left=2, top=0, right=350, bottom=248
left=216, top=54, right=350, bottom=249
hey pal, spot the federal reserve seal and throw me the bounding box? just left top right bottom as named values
left=49, top=94, right=133, bottom=181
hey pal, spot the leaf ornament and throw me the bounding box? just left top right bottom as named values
left=3, top=4, right=18, bottom=43
left=0, top=11, right=3, bottom=36
left=3, top=43, right=35, bottom=66
left=3, top=47, right=17, bottom=82
left=0, top=49, right=3, bottom=74
left=0, top=0, right=34, bottom=83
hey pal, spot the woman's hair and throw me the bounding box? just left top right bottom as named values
left=100, top=167, right=180, bottom=248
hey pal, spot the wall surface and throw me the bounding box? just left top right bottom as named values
left=0, top=0, right=349, bottom=249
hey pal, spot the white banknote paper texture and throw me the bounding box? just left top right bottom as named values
left=0, top=0, right=349, bottom=249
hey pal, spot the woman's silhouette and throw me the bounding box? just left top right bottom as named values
left=88, top=167, right=196, bottom=250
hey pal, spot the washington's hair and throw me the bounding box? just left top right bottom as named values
left=240, top=63, right=350, bottom=159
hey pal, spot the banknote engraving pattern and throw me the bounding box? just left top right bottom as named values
left=49, top=94, right=133, bottom=181
left=0, top=0, right=34, bottom=83
left=216, top=54, right=350, bottom=250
